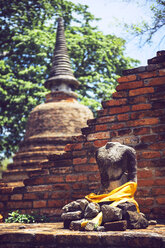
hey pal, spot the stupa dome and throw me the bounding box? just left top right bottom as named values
left=10, top=17, right=93, bottom=168
left=24, top=92, right=93, bottom=145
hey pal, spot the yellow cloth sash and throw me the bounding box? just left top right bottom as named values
left=81, top=182, right=139, bottom=228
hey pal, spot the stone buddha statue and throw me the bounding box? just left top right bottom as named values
left=96, top=142, right=137, bottom=194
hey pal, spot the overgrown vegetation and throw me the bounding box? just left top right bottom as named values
left=0, top=0, right=139, bottom=161
left=5, top=211, right=49, bottom=223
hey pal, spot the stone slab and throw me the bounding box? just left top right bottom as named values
left=0, top=223, right=165, bottom=248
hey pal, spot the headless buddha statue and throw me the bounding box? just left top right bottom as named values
left=96, top=142, right=137, bottom=194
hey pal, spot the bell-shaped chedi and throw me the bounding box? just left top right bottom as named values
left=2, top=17, right=93, bottom=185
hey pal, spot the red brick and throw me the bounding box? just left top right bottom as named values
left=109, top=106, right=130, bottom=115
left=132, top=103, right=151, bottom=111
left=138, top=179, right=154, bottom=187
left=46, top=176, right=64, bottom=183
left=112, top=91, right=128, bottom=98
left=135, top=188, right=151, bottom=197
left=50, top=166, right=73, bottom=175
left=152, top=125, right=165, bottom=133
left=73, top=150, right=87, bottom=157
left=116, top=81, right=143, bottom=91
left=155, top=178, right=165, bottom=186
left=0, top=187, right=14, bottom=194
left=7, top=201, right=32, bottom=209
left=155, top=169, right=165, bottom=177
left=88, top=172, right=100, bottom=182
left=97, top=108, right=108, bottom=117
left=128, top=118, right=159, bottom=127
left=72, top=192, right=90, bottom=199
left=159, top=133, right=165, bottom=141
left=137, top=197, right=154, bottom=206
left=51, top=191, right=70, bottom=199
left=72, top=135, right=86, bottom=142
left=95, top=124, right=108, bottom=131
left=138, top=161, right=152, bottom=168
left=139, top=71, right=157, bottom=79
left=118, top=128, right=132, bottom=136
left=88, top=182, right=100, bottom=190
left=117, top=113, right=129, bottom=121
left=152, top=188, right=165, bottom=196
left=141, top=151, right=161, bottom=159
left=159, top=69, right=165, bottom=76
left=110, top=123, right=125, bottom=130
left=156, top=197, right=165, bottom=205
left=152, top=207, right=165, bottom=216
left=129, top=87, right=154, bottom=96
left=130, top=110, right=156, bottom=120
left=97, top=116, right=116, bottom=124
left=102, top=98, right=127, bottom=107
left=89, top=156, right=96, bottom=164
left=83, top=141, right=95, bottom=149
left=33, top=200, right=47, bottom=208
left=0, top=195, right=9, bottom=201
left=73, top=157, right=87, bottom=165
left=64, top=143, right=82, bottom=151
left=149, top=142, right=165, bottom=150
left=54, top=184, right=71, bottom=191
left=11, top=194, right=23, bottom=201
left=23, top=193, right=37, bottom=200
left=117, top=74, right=137, bottom=83
left=144, top=76, right=165, bottom=86
left=111, top=136, right=139, bottom=146
left=139, top=207, right=151, bottom=215
left=26, top=185, right=53, bottom=192
left=74, top=164, right=98, bottom=172
left=65, top=174, right=87, bottom=182
left=28, top=169, right=49, bottom=177
left=137, top=169, right=153, bottom=178
left=0, top=202, right=4, bottom=208
left=72, top=183, right=88, bottom=190
left=87, top=131, right=110, bottom=141
left=129, top=96, right=147, bottom=104
left=141, top=134, right=158, bottom=143
left=53, top=159, right=73, bottom=168
left=47, top=199, right=65, bottom=208
left=24, top=177, right=45, bottom=186
left=87, top=119, right=96, bottom=126
left=133, top=127, right=150, bottom=135
left=94, top=139, right=108, bottom=148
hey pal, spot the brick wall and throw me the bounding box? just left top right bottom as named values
left=0, top=51, right=165, bottom=221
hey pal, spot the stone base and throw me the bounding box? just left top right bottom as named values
left=0, top=223, right=165, bottom=248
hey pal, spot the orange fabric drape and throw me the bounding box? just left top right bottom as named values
left=85, top=181, right=139, bottom=212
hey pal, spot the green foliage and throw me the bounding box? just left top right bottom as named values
left=0, top=0, right=139, bottom=160
left=5, top=210, right=48, bottom=223
left=0, top=157, right=11, bottom=178
left=123, top=0, right=165, bottom=45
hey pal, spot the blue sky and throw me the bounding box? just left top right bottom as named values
left=71, top=0, right=165, bottom=66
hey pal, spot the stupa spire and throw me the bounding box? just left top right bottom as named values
left=45, top=17, right=80, bottom=92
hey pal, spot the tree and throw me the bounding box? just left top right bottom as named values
left=123, top=0, right=165, bottom=45
left=0, top=0, right=139, bottom=160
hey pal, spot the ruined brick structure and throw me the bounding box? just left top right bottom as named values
left=1, top=17, right=93, bottom=187
left=0, top=50, right=165, bottom=221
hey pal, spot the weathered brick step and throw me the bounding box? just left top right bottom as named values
left=0, top=223, right=165, bottom=248
left=2, top=168, right=45, bottom=183
left=13, top=150, right=51, bottom=162
left=7, top=160, right=46, bottom=170
left=5, top=181, right=24, bottom=187
left=19, top=145, right=64, bottom=153
left=0, top=182, right=24, bottom=194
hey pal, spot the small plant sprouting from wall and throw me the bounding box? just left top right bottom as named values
left=5, top=211, right=48, bottom=223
